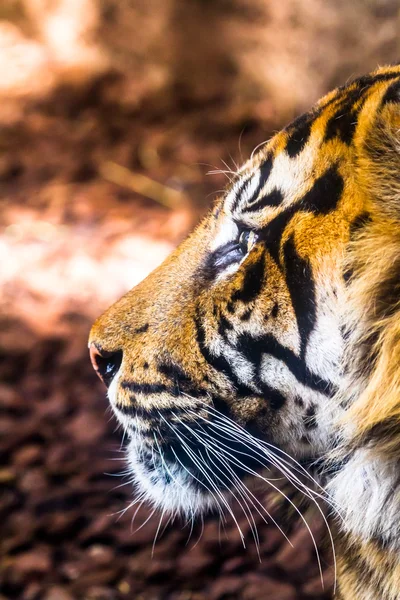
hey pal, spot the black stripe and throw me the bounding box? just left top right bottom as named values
left=236, top=332, right=335, bottom=396
left=349, top=212, right=371, bottom=240
left=260, top=205, right=298, bottom=265
left=381, top=78, right=400, bottom=105
left=217, top=312, right=233, bottom=338
left=240, top=307, right=253, bottom=321
left=259, top=383, right=287, bottom=410
left=117, top=403, right=159, bottom=419
left=355, top=70, right=400, bottom=88
left=330, top=71, right=400, bottom=108
left=121, top=381, right=173, bottom=395
left=324, top=91, right=368, bottom=145
left=241, top=156, right=273, bottom=208
left=300, top=165, right=344, bottom=214
left=310, top=70, right=400, bottom=116
left=134, top=323, right=149, bottom=334
left=242, top=188, right=283, bottom=213
left=271, top=302, right=279, bottom=318
left=343, top=268, right=353, bottom=284
left=231, top=250, right=266, bottom=304
left=157, top=361, right=193, bottom=384
left=325, top=108, right=359, bottom=145
left=285, top=114, right=313, bottom=157
left=283, top=234, right=316, bottom=358
left=345, top=212, right=371, bottom=282
left=259, top=166, right=344, bottom=265
left=230, top=175, right=251, bottom=213
left=194, top=312, right=255, bottom=397
left=203, top=322, right=288, bottom=410
left=303, top=404, right=318, bottom=430
left=115, top=402, right=187, bottom=421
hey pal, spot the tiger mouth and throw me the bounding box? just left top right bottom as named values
left=126, top=435, right=218, bottom=515
left=109, top=372, right=322, bottom=517
left=121, top=408, right=282, bottom=517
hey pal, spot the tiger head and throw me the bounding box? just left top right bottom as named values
left=89, top=67, right=400, bottom=549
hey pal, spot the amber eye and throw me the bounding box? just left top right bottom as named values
left=238, top=229, right=256, bottom=253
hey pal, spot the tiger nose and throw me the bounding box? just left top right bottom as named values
left=89, top=343, right=123, bottom=388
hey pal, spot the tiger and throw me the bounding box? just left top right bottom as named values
left=89, top=65, right=400, bottom=599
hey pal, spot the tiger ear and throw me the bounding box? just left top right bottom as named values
left=342, top=107, right=400, bottom=454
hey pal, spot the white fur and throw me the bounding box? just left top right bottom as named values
left=210, top=216, right=238, bottom=251
left=328, top=451, right=400, bottom=550
left=126, top=436, right=216, bottom=517
left=107, top=373, right=119, bottom=406
left=305, top=273, right=344, bottom=387
left=259, top=353, right=338, bottom=452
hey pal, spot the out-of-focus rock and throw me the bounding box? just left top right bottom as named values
left=244, top=574, right=296, bottom=600
left=42, top=586, right=75, bottom=600
left=14, top=547, right=52, bottom=573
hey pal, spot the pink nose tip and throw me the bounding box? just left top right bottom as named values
left=89, top=343, right=103, bottom=381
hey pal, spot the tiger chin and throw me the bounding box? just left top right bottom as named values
left=90, top=65, right=400, bottom=600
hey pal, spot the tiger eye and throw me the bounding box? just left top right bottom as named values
left=239, top=230, right=251, bottom=249
left=239, top=230, right=256, bottom=253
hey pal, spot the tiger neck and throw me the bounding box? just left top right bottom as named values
left=328, top=449, right=400, bottom=552
left=335, top=527, right=400, bottom=600
left=329, top=452, right=400, bottom=598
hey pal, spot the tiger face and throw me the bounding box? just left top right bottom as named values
left=89, top=67, right=400, bottom=527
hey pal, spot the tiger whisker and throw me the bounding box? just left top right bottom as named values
left=208, top=416, right=342, bottom=518
left=186, top=407, right=283, bottom=481
left=132, top=506, right=157, bottom=535
left=190, top=513, right=205, bottom=550
left=207, top=417, right=340, bottom=511
left=180, top=412, right=292, bottom=547
left=189, top=402, right=323, bottom=495
left=196, top=444, right=261, bottom=557
left=197, top=408, right=338, bottom=585
left=159, top=510, right=175, bottom=539
left=207, top=169, right=235, bottom=183
left=158, top=413, right=226, bottom=525
left=222, top=158, right=239, bottom=179
left=226, top=153, right=240, bottom=172
left=169, top=441, right=227, bottom=526
left=110, top=491, right=146, bottom=520
left=108, top=477, right=136, bottom=492
left=250, top=137, right=271, bottom=160
left=119, top=423, right=129, bottom=450
left=152, top=507, right=166, bottom=557
left=161, top=413, right=246, bottom=546
left=178, top=408, right=290, bottom=545
left=184, top=509, right=196, bottom=547
left=202, top=445, right=262, bottom=558
left=192, top=395, right=341, bottom=512
left=179, top=396, right=335, bottom=589
left=174, top=435, right=247, bottom=546
left=212, top=429, right=337, bottom=590
left=153, top=432, right=186, bottom=492
left=129, top=497, right=147, bottom=531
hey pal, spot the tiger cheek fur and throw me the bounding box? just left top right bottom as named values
left=90, top=66, right=400, bottom=599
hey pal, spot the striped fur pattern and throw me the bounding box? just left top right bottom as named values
left=89, top=66, right=400, bottom=599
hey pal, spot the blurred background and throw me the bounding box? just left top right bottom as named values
left=1, top=1, right=399, bottom=599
